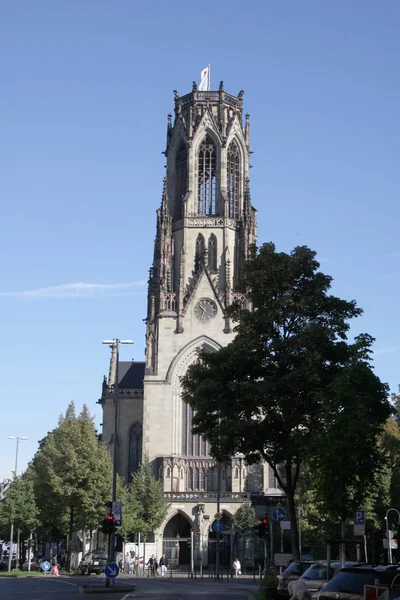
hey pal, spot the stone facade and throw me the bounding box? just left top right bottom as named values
left=100, top=82, right=283, bottom=567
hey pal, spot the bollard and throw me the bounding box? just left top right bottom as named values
left=170, top=566, right=172, bottom=578
left=253, top=564, right=256, bottom=582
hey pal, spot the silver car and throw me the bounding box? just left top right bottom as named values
left=300, top=561, right=361, bottom=595
left=277, top=561, right=317, bottom=596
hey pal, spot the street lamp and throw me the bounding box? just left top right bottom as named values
left=385, top=508, right=400, bottom=565
left=7, top=436, right=28, bottom=572
left=102, top=339, right=133, bottom=569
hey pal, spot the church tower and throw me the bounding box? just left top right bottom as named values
left=143, top=82, right=257, bottom=491
left=100, top=81, right=283, bottom=566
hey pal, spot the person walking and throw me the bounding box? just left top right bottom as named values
left=124, top=552, right=131, bottom=574
left=147, top=554, right=157, bottom=577
left=233, top=557, right=241, bottom=577
left=159, top=554, right=169, bottom=577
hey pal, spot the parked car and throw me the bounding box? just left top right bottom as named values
left=300, top=561, right=361, bottom=594
left=277, top=561, right=317, bottom=595
left=77, top=551, right=108, bottom=575
left=318, top=566, right=400, bottom=600
left=21, top=558, right=43, bottom=571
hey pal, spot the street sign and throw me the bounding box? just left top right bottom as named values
left=281, top=520, right=291, bottom=530
left=364, top=585, right=388, bottom=600
left=274, top=553, right=293, bottom=566
left=383, top=539, right=398, bottom=549
left=104, top=562, right=119, bottom=579
left=214, top=512, right=222, bottom=520
left=354, top=510, right=366, bottom=536
left=41, top=561, right=51, bottom=572
left=272, top=507, right=286, bottom=522
left=355, top=510, right=365, bottom=525
left=213, top=520, right=223, bottom=533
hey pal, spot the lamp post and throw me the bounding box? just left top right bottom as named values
left=385, top=508, right=400, bottom=565
left=102, top=339, right=133, bottom=569
left=7, top=436, right=28, bottom=572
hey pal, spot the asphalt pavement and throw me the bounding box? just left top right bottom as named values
left=0, top=574, right=257, bottom=599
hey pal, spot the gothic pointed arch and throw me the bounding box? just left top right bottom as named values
left=227, top=139, right=240, bottom=218
left=128, top=421, right=143, bottom=480
left=208, top=233, right=217, bottom=272
left=198, top=135, right=217, bottom=216
left=175, top=140, right=187, bottom=219
left=194, top=233, right=205, bottom=272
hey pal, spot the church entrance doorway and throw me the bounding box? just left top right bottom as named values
left=208, top=512, right=234, bottom=569
left=162, top=512, right=192, bottom=568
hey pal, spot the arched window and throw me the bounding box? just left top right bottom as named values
left=195, top=233, right=205, bottom=272
left=128, top=422, right=142, bottom=480
left=199, top=469, right=205, bottom=490
left=188, top=467, right=193, bottom=490
left=198, top=136, right=217, bottom=215
left=175, top=142, right=187, bottom=218
left=180, top=468, right=184, bottom=479
left=166, top=466, right=171, bottom=478
left=182, top=401, right=209, bottom=457
left=193, top=467, right=199, bottom=490
left=208, top=234, right=217, bottom=271
left=234, top=467, right=239, bottom=479
left=227, top=140, right=240, bottom=219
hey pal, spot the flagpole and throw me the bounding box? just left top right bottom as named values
left=208, top=63, right=211, bottom=90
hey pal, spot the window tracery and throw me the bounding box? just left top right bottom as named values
left=198, top=136, right=217, bottom=215
left=175, top=142, right=187, bottom=218
left=227, top=140, right=240, bottom=218
left=195, top=233, right=205, bottom=272
left=208, top=234, right=217, bottom=272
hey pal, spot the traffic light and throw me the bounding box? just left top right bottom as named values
left=257, top=517, right=269, bottom=539
left=187, top=538, right=191, bottom=547
left=102, top=514, right=115, bottom=535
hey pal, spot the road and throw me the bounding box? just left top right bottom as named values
left=0, top=575, right=257, bottom=599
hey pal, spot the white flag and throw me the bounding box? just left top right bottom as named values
left=199, top=65, right=210, bottom=91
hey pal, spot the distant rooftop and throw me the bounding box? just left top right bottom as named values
left=118, top=361, right=145, bottom=389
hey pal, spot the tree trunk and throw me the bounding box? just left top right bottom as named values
left=67, top=506, right=74, bottom=571
left=285, top=463, right=300, bottom=560
left=340, top=520, right=346, bottom=568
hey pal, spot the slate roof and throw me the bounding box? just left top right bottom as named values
left=118, top=361, right=145, bottom=389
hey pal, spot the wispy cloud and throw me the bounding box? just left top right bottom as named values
left=374, top=346, right=400, bottom=357
left=0, top=281, right=146, bottom=299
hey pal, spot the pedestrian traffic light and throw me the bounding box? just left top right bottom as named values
left=102, top=513, right=116, bottom=534
left=257, top=517, right=269, bottom=539
left=187, top=538, right=191, bottom=547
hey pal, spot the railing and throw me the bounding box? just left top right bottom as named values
left=164, top=491, right=251, bottom=502
left=178, top=92, right=240, bottom=107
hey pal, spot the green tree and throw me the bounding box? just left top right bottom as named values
left=308, top=361, right=390, bottom=556
left=128, top=458, right=170, bottom=542
left=233, top=504, right=258, bottom=565
left=182, top=243, right=389, bottom=559
left=0, top=475, right=39, bottom=543
left=30, top=402, right=112, bottom=567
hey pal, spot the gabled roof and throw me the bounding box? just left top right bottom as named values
left=118, top=362, right=145, bottom=389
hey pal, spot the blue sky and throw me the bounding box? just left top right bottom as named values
left=1, top=1, right=399, bottom=481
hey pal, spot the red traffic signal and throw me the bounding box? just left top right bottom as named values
left=107, top=514, right=114, bottom=521
left=262, top=518, right=268, bottom=526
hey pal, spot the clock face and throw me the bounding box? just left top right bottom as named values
left=194, top=298, right=217, bottom=322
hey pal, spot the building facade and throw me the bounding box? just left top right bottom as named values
left=100, top=82, right=282, bottom=567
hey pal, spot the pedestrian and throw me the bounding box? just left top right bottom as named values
left=233, top=557, right=241, bottom=577
left=159, top=553, right=169, bottom=577
left=147, top=554, right=157, bottom=577
left=124, top=552, right=131, bottom=574
left=288, top=578, right=311, bottom=600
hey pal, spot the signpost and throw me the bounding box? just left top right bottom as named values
left=213, top=520, right=223, bottom=533
left=41, top=561, right=51, bottom=575
left=354, top=510, right=365, bottom=536
left=272, top=507, right=286, bottom=522
left=104, top=562, right=119, bottom=579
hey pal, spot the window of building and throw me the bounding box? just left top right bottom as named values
left=128, top=422, right=143, bottom=480
left=195, top=233, right=205, bottom=272
left=175, top=142, right=187, bottom=218
left=198, top=136, right=217, bottom=215
left=227, top=140, right=240, bottom=219
left=188, top=467, right=193, bottom=490
left=234, top=467, right=239, bottom=479
left=199, top=468, right=205, bottom=490
left=208, top=234, right=217, bottom=271
left=166, top=466, right=171, bottom=478
left=193, top=467, right=199, bottom=490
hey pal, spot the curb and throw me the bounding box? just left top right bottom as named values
left=78, top=584, right=136, bottom=595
